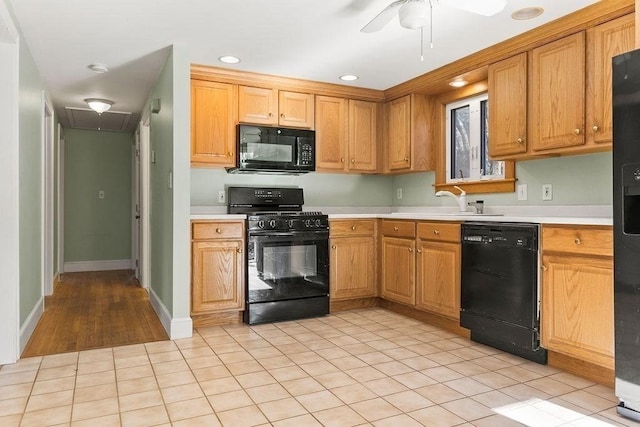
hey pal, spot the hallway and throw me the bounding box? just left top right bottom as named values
left=21, top=270, right=168, bottom=358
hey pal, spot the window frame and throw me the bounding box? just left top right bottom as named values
left=435, top=82, right=515, bottom=195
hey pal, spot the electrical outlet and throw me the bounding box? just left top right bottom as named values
left=218, top=190, right=226, bottom=204
left=396, top=188, right=403, bottom=200
left=98, top=190, right=105, bottom=199
left=517, top=184, right=528, bottom=201
left=542, top=184, right=553, bottom=201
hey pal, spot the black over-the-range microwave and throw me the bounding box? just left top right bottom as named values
left=226, top=124, right=315, bottom=174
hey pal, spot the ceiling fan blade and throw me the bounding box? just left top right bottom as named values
left=360, top=0, right=408, bottom=33
left=440, top=0, right=506, bottom=16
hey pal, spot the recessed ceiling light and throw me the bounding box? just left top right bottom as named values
left=87, top=63, right=110, bottom=73
left=219, top=56, right=241, bottom=64
left=340, top=74, right=359, bottom=81
left=511, top=7, right=544, bottom=20
left=449, top=79, right=468, bottom=88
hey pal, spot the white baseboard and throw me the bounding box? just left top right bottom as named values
left=64, top=259, right=133, bottom=273
left=20, top=297, right=44, bottom=354
left=149, top=287, right=192, bottom=340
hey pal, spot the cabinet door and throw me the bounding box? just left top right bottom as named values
left=530, top=32, right=586, bottom=152
left=330, top=236, right=376, bottom=300
left=386, top=95, right=412, bottom=171
left=381, top=236, right=415, bottom=305
left=238, top=86, right=278, bottom=125
left=586, top=14, right=635, bottom=146
left=191, top=80, right=237, bottom=166
left=315, top=96, right=348, bottom=171
left=349, top=100, right=378, bottom=172
left=541, top=254, right=613, bottom=369
left=192, top=240, right=244, bottom=313
left=416, top=240, right=460, bottom=319
left=279, top=91, right=315, bottom=128
left=488, top=53, right=528, bottom=157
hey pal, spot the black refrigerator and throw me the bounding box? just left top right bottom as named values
left=612, top=48, right=640, bottom=422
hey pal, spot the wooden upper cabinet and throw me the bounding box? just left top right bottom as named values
left=238, top=86, right=315, bottom=128
left=529, top=32, right=586, bottom=152
left=316, top=96, right=348, bottom=171
left=316, top=97, right=378, bottom=173
left=349, top=100, right=378, bottom=172
left=238, top=86, right=278, bottom=125
left=586, top=14, right=635, bottom=146
left=191, top=80, right=238, bottom=167
left=488, top=52, right=528, bottom=158
left=279, top=90, right=315, bottom=128
left=385, top=94, right=435, bottom=173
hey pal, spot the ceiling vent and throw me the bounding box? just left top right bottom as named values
left=64, top=107, right=133, bottom=132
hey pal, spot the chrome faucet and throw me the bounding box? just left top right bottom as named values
left=435, top=185, right=467, bottom=212
left=468, top=200, right=484, bottom=215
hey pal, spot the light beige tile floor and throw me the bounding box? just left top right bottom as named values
left=0, top=308, right=634, bottom=427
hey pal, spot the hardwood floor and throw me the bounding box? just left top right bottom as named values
left=21, top=270, right=168, bottom=358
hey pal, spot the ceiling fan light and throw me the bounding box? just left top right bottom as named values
left=399, top=1, right=429, bottom=29
left=444, top=0, right=506, bottom=16
left=84, top=98, right=113, bottom=114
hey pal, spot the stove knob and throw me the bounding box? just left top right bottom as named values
left=304, top=219, right=311, bottom=227
left=315, top=219, right=322, bottom=227
left=269, top=220, right=277, bottom=228
left=288, top=219, right=295, bottom=228
left=258, top=220, right=265, bottom=229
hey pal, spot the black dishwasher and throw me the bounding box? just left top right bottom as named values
left=461, top=222, right=547, bottom=364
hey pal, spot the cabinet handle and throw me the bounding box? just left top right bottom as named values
left=517, top=137, right=524, bottom=144
left=340, top=158, right=345, bottom=163
left=227, top=152, right=232, bottom=157
left=351, top=226, right=356, bottom=231
left=574, top=128, right=581, bottom=135
left=408, top=248, right=414, bottom=252
left=417, top=249, right=422, bottom=253
left=592, top=125, right=600, bottom=132
left=351, top=159, right=355, bottom=163
left=394, top=226, right=399, bottom=231
left=574, top=238, right=582, bottom=245
left=403, top=157, right=409, bottom=162
left=541, top=265, right=548, bottom=271
left=280, top=113, right=285, bottom=119
left=331, top=245, right=337, bottom=249
left=237, top=248, right=243, bottom=253
left=269, top=112, right=273, bottom=117
left=216, top=228, right=222, bottom=234
left=433, top=230, right=440, bottom=235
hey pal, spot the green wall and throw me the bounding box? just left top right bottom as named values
left=18, top=34, right=44, bottom=325
left=191, top=152, right=610, bottom=209
left=63, top=129, right=133, bottom=262
left=149, top=48, right=175, bottom=313
left=191, top=170, right=393, bottom=207
left=391, top=152, right=612, bottom=208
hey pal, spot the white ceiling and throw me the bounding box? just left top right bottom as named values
left=8, top=0, right=600, bottom=133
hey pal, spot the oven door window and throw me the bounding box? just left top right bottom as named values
left=248, top=233, right=329, bottom=303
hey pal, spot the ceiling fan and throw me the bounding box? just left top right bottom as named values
left=361, top=0, right=507, bottom=33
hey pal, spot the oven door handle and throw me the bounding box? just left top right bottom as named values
left=250, top=231, right=328, bottom=240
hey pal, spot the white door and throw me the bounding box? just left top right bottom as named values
left=133, top=128, right=142, bottom=280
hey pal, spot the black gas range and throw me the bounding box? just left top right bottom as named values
left=228, top=187, right=330, bottom=325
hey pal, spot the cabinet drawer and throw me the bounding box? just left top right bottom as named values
left=417, top=222, right=461, bottom=243
left=381, top=220, right=416, bottom=238
left=542, top=225, right=612, bottom=257
left=330, top=220, right=375, bottom=237
left=192, top=221, right=244, bottom=240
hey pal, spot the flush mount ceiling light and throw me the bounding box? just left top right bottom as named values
left=340, top=74, right=359, bottom=81
left=511, top=7, right=544, bottom=20
left=449, top=78, right=468, bottom=88
left=219, top=55, right=240, bottom=64
left=84, top=98, right=113, bottom=114
left=87, top=63, right=110, bottom=73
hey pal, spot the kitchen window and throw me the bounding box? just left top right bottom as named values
left=445, top=93, right=505, bottom=183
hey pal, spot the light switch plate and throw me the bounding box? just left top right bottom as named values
left=542, top=184, right=553, bottom=201
left=517, top=184, right=528, bottom=201
left=397, top=188, right=402, bottom=200
left=218, top=190, right=226, bottom=204
left=98, top=190, right=105, bottom=199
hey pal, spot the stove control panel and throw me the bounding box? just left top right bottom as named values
left=248, top=213, right=329, bottom=232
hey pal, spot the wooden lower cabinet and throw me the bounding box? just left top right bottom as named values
left=415, top=223, right=461, bottom=320
left=381, top=236, right=416, bottom=305
left=191, top=221, right=245, bottom=315
left=541, top=225, right=614, bottom=370
left=329, top=220, right=377, bottom=300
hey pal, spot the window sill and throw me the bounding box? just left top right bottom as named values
left=434, top=179, right=516, bottom=195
